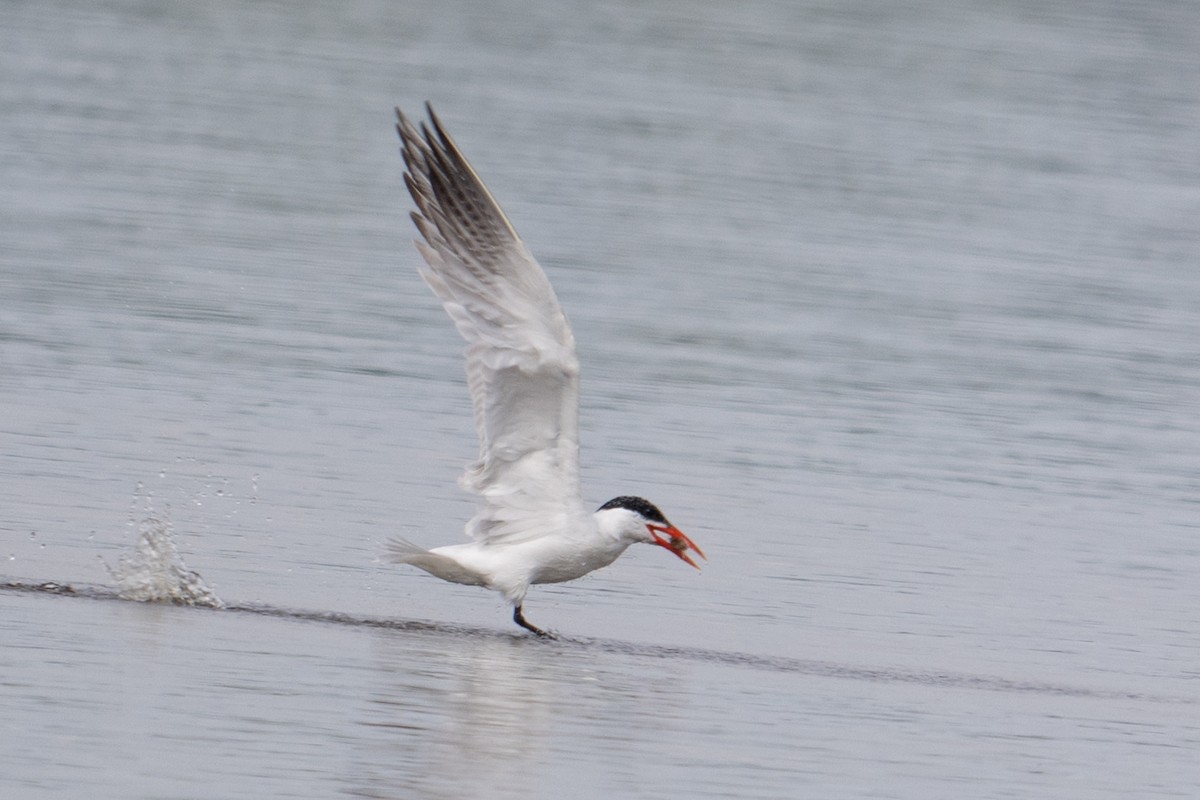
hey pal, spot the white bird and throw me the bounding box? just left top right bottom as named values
left=387, top=104, right=705, bottom=637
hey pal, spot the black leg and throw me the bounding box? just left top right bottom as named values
left=513, top=605, right=553, bottom=638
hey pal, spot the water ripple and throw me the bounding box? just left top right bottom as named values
left=2, top=578, right=1190, bottom=706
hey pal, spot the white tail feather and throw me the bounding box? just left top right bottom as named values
left=385, top=538, right=488, bottom=587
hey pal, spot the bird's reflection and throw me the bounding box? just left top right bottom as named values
left=352, top=630, right=577, bottom=799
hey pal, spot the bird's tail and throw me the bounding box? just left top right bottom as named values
left=384, top=537, right=487, bottom=587
left=384, top=537, right=429, bottom=565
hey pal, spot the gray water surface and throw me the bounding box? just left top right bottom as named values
left=3, top=1, right=1199, bottom=797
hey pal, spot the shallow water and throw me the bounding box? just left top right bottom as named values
left=3, top=0, right=1200, bottom=797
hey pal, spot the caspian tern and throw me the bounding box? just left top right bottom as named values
left=386, top=104, right=705, bottom=637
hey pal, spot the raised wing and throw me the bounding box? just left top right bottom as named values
left=396, top=104, right=583, bottom=544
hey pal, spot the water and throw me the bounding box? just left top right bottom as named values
left=3, top=0, right=1199, bottom=796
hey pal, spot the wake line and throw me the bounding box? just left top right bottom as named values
left=3, top=578, right=1190, bottom=705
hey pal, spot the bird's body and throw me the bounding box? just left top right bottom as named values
left=388, top=105, right=704, bottom=636
left=392, top=518, right=626, bottom=599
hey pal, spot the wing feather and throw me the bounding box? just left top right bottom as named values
left=396, top=105, right=583, bottom=544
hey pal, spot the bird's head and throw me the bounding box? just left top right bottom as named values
left=595, top=496, right=706, bottom=570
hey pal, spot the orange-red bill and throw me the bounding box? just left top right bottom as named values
left=648, top=523, right=707, bottom=570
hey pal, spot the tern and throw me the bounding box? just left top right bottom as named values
left=386, top=105, right=706, bottom=637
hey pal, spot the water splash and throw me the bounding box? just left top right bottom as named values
left=106, top=495, right=224, bottom=608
